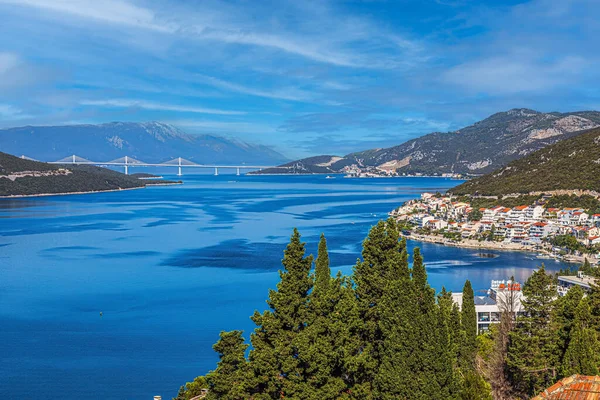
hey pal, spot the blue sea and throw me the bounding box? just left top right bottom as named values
left=0, top=174, right=573, bottom=399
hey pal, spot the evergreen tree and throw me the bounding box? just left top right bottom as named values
left=296, top=235, right=360, bottom=399
left=459, top=280, right=477, bottom=371
left=172, top=385, right=186, bottom=400
left=552, top=285, right=584, bottom=368
left=352, top=219, right=408, bottom=393
left=206, top=331, right=249, bottom=400
left=248, top=228, right=314, bottom=398
left=561, top=297, right=600, bottom=376
left=314, top=233, right=331, bottom=296
left=375, top=248, right=456, bottom=399
left=460, top=371, right=493, bottom=400
left=507, top=265, right=558, bottom=397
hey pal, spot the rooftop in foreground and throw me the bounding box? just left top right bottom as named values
left=532, top=375, right=600, bottom=399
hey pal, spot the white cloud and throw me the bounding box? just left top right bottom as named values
left=442, top=56, right=588, bottom=94
left=193, top=74, right=314, bottom=102
left=0, top=0, right=420, bottom=69
left=169, top=120, right=277, bottom=134
left=80, top=99, right=246, bottom=115
left=0, top=52, right=19, bottom=74
left=0, top=0, right=174, bottom=32
left=0, top=104, right=31, bottom=120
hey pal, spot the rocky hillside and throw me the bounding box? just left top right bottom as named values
left=450, top=127, right=600, bottom=196
left=0, top=122, right=288, bottom=165
left=0, top=151, right=176, bottom=197
left=255, top=109, right=600, bottom=175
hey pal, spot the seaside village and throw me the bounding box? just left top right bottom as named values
left=390, top=192, right=600, bottom=334
left=390, top=192, right=600, bottom=251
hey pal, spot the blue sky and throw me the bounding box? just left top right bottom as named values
left=0, top=0, right=599, bottom=158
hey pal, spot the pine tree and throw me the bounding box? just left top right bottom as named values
left=459, top=280, right=477, bottom=371
left=561, top=297, right=600, bottom=376
left=507, top=265, right=558, bottom=397
left=206, top=331, right=249, bottom=400
left=248, top=228, right=314, bottom=398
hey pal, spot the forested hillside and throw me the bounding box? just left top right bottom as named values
left=0, top=151, right=174, bottom=196
left=451, top=127, right=600, bottom=195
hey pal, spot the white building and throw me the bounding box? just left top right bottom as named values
left=453, top=280, right=524, bottom=333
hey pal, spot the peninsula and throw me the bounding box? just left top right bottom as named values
left=0, top=151, right=181, bottom=197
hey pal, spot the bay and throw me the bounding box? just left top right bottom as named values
left=0, top=174, right=573, bottom=399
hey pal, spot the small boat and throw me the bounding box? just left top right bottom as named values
left=325, top=175, right=335, bottom=179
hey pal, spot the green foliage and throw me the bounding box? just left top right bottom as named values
left=172, top=376, right=208, bottom=400
left=175, top=227, right=600, bottom=399
left=205, top=331, right=250, bottom=399
left=452, top=128, right=600, bottom=195
left=0, top=151, right=180, bottom=196
left=468, top=208, right=483, bottom=221
left=546, top=194, right=600, bottom=215
left=459, top=280, right=477, bottom=371
left=507, top=265, right=558, bottom=397
left=549, top=235, right=586, bottom=253
left=248, top=228, right=314, bottom=398
left=561, top=298, right=600, bottom=377
left=459, top=371, right=493, bottom=400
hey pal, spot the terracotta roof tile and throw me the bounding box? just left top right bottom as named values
left=533, top=375, right=600, bottom=400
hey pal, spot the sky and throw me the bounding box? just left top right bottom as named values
left=0, top=0, right=599, bottom=158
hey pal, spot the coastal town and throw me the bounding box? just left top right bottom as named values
left=390, top=192, right=600, bottom=263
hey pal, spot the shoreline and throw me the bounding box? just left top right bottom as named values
left=0, top=182, right=182, bottom=199
left=403, top=233, right=593, bottom=265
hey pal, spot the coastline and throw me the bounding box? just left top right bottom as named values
left=0, top=182, right=181, bottom=199
left=403, top=233, right=591, bottom=265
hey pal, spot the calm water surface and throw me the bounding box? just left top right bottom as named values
left=0, top=174, right=573, bottom=399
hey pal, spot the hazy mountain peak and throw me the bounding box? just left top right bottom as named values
left=0, top=122, right=288, bottom=165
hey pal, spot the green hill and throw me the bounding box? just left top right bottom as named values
left=0, top=151, right=175, bottom=197
left=450, top=127, right=600, bottom=196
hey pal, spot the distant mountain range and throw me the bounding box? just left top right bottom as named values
left=450, top=127, right=600, bottom=196
left=0, top=122, right=289, bottom=165
left=253, top=109, right=600, bottom=175
left=0, top=151, right=180, bottom=197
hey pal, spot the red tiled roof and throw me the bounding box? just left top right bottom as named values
left=514, top=205, right=529, bottom=211
left=533, top=222, right=548, bottom=227
left=532, top=375, right=600, bottom=399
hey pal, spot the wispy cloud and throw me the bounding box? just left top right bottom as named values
left=192, top=74, right=314, bottom=102
left=443, top=56, right=588, bottom=94
left=0, top=0, right=174, bottom=32
left=80, top=99, right=246, bottom=115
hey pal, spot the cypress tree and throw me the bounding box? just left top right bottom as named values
left=248, top=228, right=314, bottom=398
left=507, top=265, right=558, bottom=397
left=553, top=285, right=584, bottom=367
left=561, top=297, right=600, bottom=376
left=314, top=233, right=331, bottom=297
left=459, top=280, right=477, bottom=371
left=295, top=234, right=360, bottom=399
left=206, top=331, right=250, bottom=400
left=353, top=219, right=408, bottom=392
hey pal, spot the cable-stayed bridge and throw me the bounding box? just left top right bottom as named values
left=21, top=154, right=274, bottom=176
